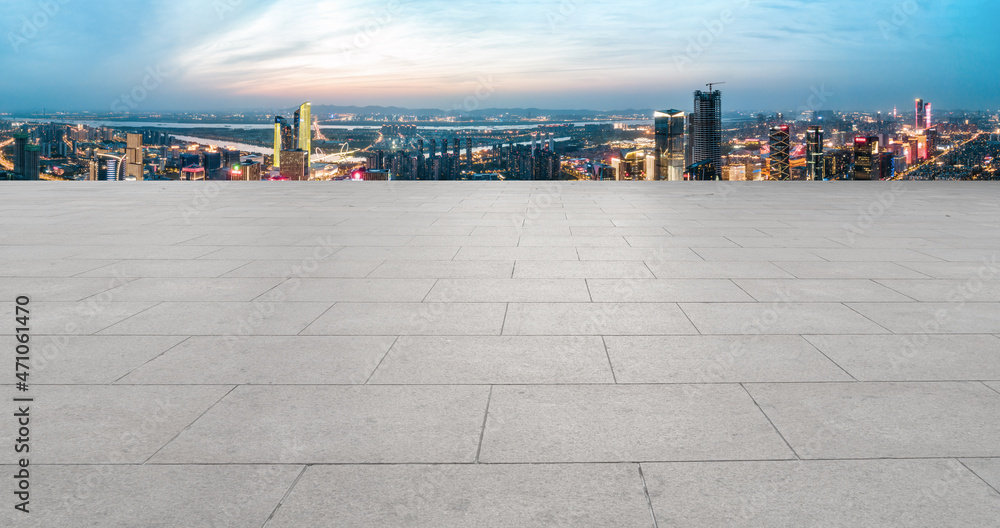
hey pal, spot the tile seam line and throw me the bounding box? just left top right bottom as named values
left=260, top=465, right=309, bottom=528
left=799, top=335, right=859, bottom=382
left=600, top=335, right=618, bottom=384
left=739, top=382, right=800, bottom=460
left=841, top=302, right=896, bottom=334
left=141, top=384, right=239, bottom=465
left=111, top=335, right=193, bottom=384
left=956, top=459, right=1000, bottom=497
left=637, top=463, right=660, bottom=528
left=89, top=301, right=165, bottom=335
left=364, top=336, right=400, bottom=385
left=475, top=385, right=494, bottom=463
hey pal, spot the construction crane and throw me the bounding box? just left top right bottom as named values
left=706, top=82, right=726, bottom=92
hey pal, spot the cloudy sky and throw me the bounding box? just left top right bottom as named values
left=2, top=0, right=997, bottom=112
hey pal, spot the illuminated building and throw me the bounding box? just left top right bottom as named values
left=879, top=151, right=895, bottom=180
left=853, top=136, right=879, bottom=180
left=23, top=145, right=41, bottom=180
left=769, top=125, right=791, bottom=180
left=126, top=133, right=143, bottom=181
left=180, top=167, right=205, bottom=181
left=925, top=102, right=932, bottom=130
left=806, top=126, right=824, bottom=180
left=279, top=149, right=308, bottom=181
left=13, top=132, right=28, bottom=177
left=293, top=102, right=312, bottom=171
left=653, top=109, right=685, bottom=181
left=915, top=99, right=924, bottom=130
left=273, top=116, right=293, bottom=168
left=689, top=90, right=722, bottom=179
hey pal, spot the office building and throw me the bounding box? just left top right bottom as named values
left=806, top=126, right=824, bottom=180
left=273, top=117, right=293, bottom=167
left=13, top=132, right=28, bottom=177
left=853, top=136, right=880, bottom=180
left=23, top=145, right=41, bottom=180
left=653, top=109, right=686, bottom=181
left=769, top=125, right=791, bottom=180
left=126, top=133, right=143, bottom=181
left=279, top=149, right=308, bottom=181
left=915, top=99, right=924, bottom=130
left=293, top=102, right=312, bottom=171
left=689, top=90, right=722, bottom=179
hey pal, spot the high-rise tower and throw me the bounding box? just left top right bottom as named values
left=653, top=110, right=686, bottom=181
left=806, top=126, right=824, bottom=180
left=689, top=90, right=722, bottom=180
left=126, top=133, right=143, bottom=181
left=293, top=102, right=312, bottom=171
left=769, top=125, right=791, bottom=180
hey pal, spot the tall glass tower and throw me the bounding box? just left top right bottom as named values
left=690, top=90, right=722, bottom=180
left=769, top=125, right=791, bottom=180
left=293, top=102, right=312, bottom=169
left=806, top=126, right=824, bottom=180
left=654, top=110, right=686, bottom=181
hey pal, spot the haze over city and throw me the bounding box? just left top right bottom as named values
left=4, top=0, right=999, bottom=112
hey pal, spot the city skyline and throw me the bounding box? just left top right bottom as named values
left=4, top=0, right=999, bottom=113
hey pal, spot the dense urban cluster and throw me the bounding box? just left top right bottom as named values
left=1, top=91, right=997, bottom=182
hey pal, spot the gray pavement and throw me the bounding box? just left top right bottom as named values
left=2, top=181, right=1000, bottom=527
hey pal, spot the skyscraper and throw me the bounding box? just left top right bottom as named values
left=925, top=102, right=932, bottom=130
left=853, top=136, right=879, bottom=180
left=13, top=132, right=28, bottom=177
left=806, top=126, right=824, bottom=180
left=654, top=110, right=686, bottom=181
left=126, top=133, right=143, bottom=181
left=273, top=116, right=293, bottom=168
left=23, top=145, right=41, bottom=180
left=292, top=102, right=312, bottom=170
left=915, top=99, right=924, bottom=130
left=689, top=90, right=722, bottom=180
left=769, top=125, right=791, bottom=180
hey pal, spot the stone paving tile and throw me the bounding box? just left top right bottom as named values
left=643, top=459, right=1000, bottom=528
left=70, top=245, right=226, bottom=260
left=746, top=382, right=1000, bottom=459
left=369, top=260, right=514, bottom=278
left=625, top=236, right=739, bottom=248
left=503, top=302, right=698, bottom=335
left=772, top=261, right=930, bottom=279
left=0, top=465, right=302, bottom=528
left=425, top=279, right=591, bottom=303
left=369, top=336, right=613, bottom=384
left=726, top=237, right=846, bottom=248
left=694, top=248, right=826, bottom=261
left=278, top=278, right=436, bottom=302
left=0, top=259, right=116, bottom=277
left=804, top=334, right=1000, bottom=381
left=896, top=260, right=1000, bottom=279
left=329, top=246, right=460, bottom=260
left=0, top=385, right=232, bottom=464
left=302, top=302, right=506, bottom=335
left=588, top=279, right=754, bottom=302
left=151, top=385, right=490, bottom=464
left=808, top=248, right=944, bottom=262
left=121, top=336, right=396, bottom=385
left=405, top=235, right=520, bottom=246
left=98, top=301, right=333, bottom=336
left=646, top=260, right=793, bottom=278
left=455, top=246, right=580, bottom=260
left=877, top=279, right=1000, bottom=302
left=32, top=335, right=187, bottom=384
left=960, top=458, right=1000, bottom=492
left=267, top=464, right=651, bottom=528
left=680, top=303, right=889, bottom=335
left=197, top=245, right=339, bottom=260
left=734, top=279, right=914, bottom=302
left=221, top=259, right=383, bottom=278
left=479, top=385, right=794, bottom=462
left=605, top=335, right=852, bottom=383
left=577, top=247, right=704, bottom=261
left=513, top=260, right=655, bottom=278
left=519, top=235, right=630, bottom=247
left=92, top=277, right=285, bottom=302
left=849, top=302, right=1000, bottom=333
left=4, top=301, right=158, bottom=335
left=78, top=259, right=251, bottom=278
left=0, top=277, right=135, bottom=301
left=912, top=248, right=999, bottom=262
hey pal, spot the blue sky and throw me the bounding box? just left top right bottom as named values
left=2, top=0, right=997, bottom=112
